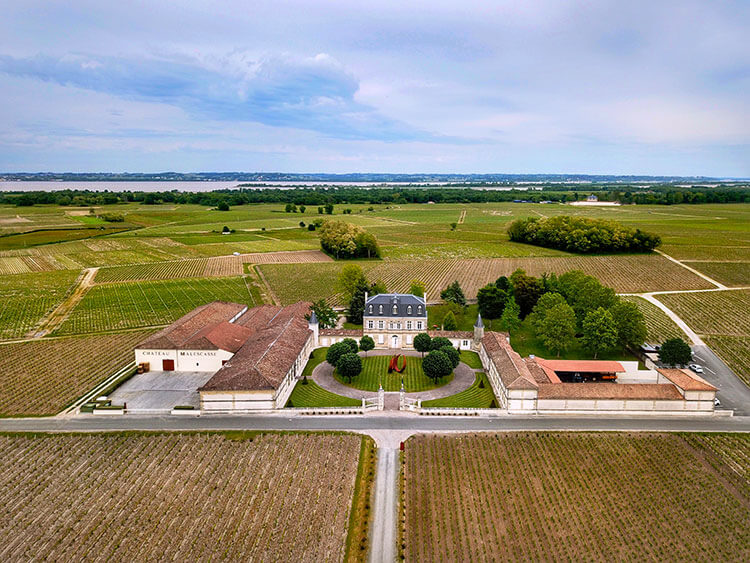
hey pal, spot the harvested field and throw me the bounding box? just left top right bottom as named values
left=95, top=258, right=209, bottom=283
left=205, top=249, right=333, bottom=277
left=0, top=270, right=80, bottom=340
left=0, top=331, right=152, bottom=416
left=92, top=250, right=333, bottom=282
left=261, top=255, right=712, bottom=305
left=55, top=276, right=253, bottom=335
left=659, top=289, right=750, bottom=336
left=0, top=432, right=363, bottom=561
left=704, top=335, right=750, bottom=387
left=621, top=295, right=688, bottom=343
left=683, top=261, right=750, bottom=287
left=402, top=433, right=750, bottom=562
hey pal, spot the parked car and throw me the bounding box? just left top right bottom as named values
left=714, top=398, right=721, bottom=407
left=688, top=364, right=704, bottom=374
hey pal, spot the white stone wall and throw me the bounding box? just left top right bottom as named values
left=200, top=390, right=275, bottom=411
left=136, top=348, right=234, bottom=372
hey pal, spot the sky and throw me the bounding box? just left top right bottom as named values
left=0, top=1, right=748, bottom=176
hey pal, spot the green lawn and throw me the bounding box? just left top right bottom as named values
left=459, top=350, right=483, bottom=369
left=427, top=303, right=479, bottom=331
left=285, top=380, right=361, bottom=407
left=302, top=347, right=328, bottom=377
left=509, top=317, right=641, bottom=362
left=422, top=373, right=499, bottom=408
left=334, top=355, right=453, bottom=392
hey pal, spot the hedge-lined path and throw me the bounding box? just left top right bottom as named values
left=311, top=349, right=479, bottom=401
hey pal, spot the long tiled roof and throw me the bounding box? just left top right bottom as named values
left=200, top=302, right=313, bottom=392
left=138, top=301, right=247, bottom=351
left=537, top=383, right=683, bottom=400
left=481, top=331, right=537, bottom=390
left=658, top=369, right=717, bottom=392
left=320, top=328, right=363, bottom=337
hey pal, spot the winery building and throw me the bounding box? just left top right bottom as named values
left=135, top=301, right=318, bottom=411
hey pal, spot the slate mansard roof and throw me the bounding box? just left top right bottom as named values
left=364, top=293, right=427, bottom=318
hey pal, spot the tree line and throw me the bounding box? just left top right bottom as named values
left=4, top=184, right=749, bottom=208
left=507, top=216, right=661, bottom=253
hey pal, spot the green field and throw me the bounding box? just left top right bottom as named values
left=428, top=304, right=480, bottom=331
left=333, top=354, right=453, bottom=392
left=459, top=350, right=483, bottom=369
left=621, top=295, right=689, bottom=344
left=422, top=372, right=497, bottom=408
left=55, top=276, right=253, bottom=335
left=0, top=270, right=80, bottom=339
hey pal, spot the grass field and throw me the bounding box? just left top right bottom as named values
left=55, top=276, right=253, bottom=335
left=0, top=432, right=364, bottom=561
left=0, top=269, right=79, bottom=339
left=509, top=317, right=640, bottom=362
left=428, top=304, right=479, bottom=331
left=421, top=373, right=497, bottom=408
left=0, top=331, right=152, bottom=416
left=334, top=355, right=453, bottom=392
left=402, top=432, right=750, bottom=562
left=459, top=350, right=483, bottom=369
left=621, top=295, right=689, bottom=344
left=286, top=380, right=362, bottom=407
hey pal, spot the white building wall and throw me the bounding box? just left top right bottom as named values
left=135, top=348, right=234, bottom=371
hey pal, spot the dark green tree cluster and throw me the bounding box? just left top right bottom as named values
left=526, top=270, right=647, bottom=358
left=337, top=264, right=386, bottom=324
left=318, top=220, right=381, bottom=259
left=658, top=338, right=693, bottom=367
left=507, top=216, right=661, bottom=253
left=440, top=280, right=467, bottom=307
left=306, top=299, right=338, bottom=329
left=326, top=339, right=362, bottom=382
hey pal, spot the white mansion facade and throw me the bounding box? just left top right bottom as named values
left=363, top=293, right=427, bottom=348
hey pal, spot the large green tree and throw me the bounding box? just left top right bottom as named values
left=499, top=296, right=521, bottom=332
left=409, top=280, right=426, bottom=298
left=477, top=284, right=507, bottom=323
left=659, top=338, right=692, bottom=367
left=414, top=333, right=432, bottom=357
left=430, top=336, right=453, bottom=351
left=538, top=303, right=577, bottom=357
left=319, top=220, right=380, bottom=258
left=341, top=338, right=360, bottom=355
left=440, top=281, right=467, bottom=307
left=337, top=264, right=367, bottom=300
left=422, top=350, right=453, bottom=381
left=359, top=335, right=375, bottom=356
left=336, top=352, right=363, bottom=382
left=326, top=341, right=351, bottom=367
left=530, top=292, right=568, bottom=332
left=440, top=345, right=460, bottom=369
left=580, top=307, right=618, bottom=358
left=307, top=299, right=338, bottom=329
left=610, top=300, right=648, bottom=349
left=510, top=269, right=544, bottom=318
left=442, top=311, right=458, bottom=331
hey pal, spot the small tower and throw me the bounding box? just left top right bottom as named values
left=308, top=310, right=319, bottom=347
left=473, top=313, right=484, bottom=346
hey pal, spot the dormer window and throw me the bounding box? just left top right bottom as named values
left=392, top=305, right=398, bottom=315
left=368, top=305, right=373, bottom=314
left=417, top=306, right=422, bottom=315
left=378, top=304, right=383, bottom=314
left=407, top=305, right=412, bottom=314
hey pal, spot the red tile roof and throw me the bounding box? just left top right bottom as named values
left=199, top=302, right=313, bottom=392
left=537, top=383, right=683, bottom=400
left=658, top=369, right=717, bottom=392
left=481, top=331, right=538, bottom=390
left=536, top=359, right=624, bottom=374
left=138, top=301, right=247, bottom=351
left=428, top=330, right=473, bottom=339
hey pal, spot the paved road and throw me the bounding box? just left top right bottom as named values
left=692, top=344, right=750, bottom=415
left=1, top=413, right=748, bottom=433
left=369, top=447, right=399, bottom=563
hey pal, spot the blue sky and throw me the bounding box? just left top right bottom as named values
left=0, top=1, right=748, bottom=175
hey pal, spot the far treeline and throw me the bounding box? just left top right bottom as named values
left=508, top=216, right=661, bottom=253
left=2, top=184, right=750, bottom=208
